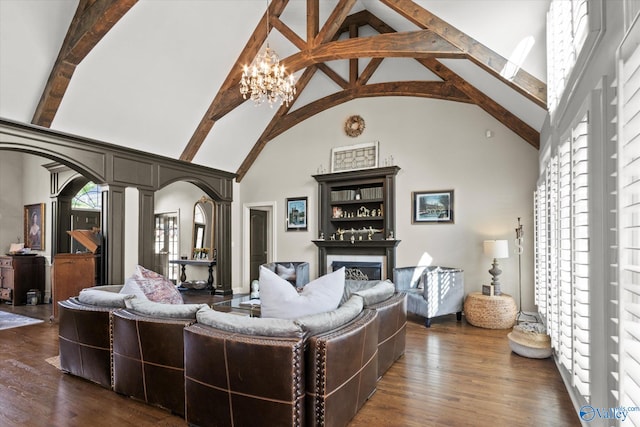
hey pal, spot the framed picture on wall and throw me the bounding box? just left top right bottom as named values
left=286, top=197, right=308, bottom=231
left=412, top=190, right=454, bottom=224
left=24, top=203, right=45, bottom=250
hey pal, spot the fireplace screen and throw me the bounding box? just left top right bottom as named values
left=332, top=261, right=382, bottom=281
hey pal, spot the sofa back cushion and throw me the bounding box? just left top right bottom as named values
left=343, top=279, right=395, bottom=305
left=294, top=295, right=363, bottom=335
left=124, top=298, right=207, bottom=319
left=260, top=266, right=345, bottom=319
left=196, top=306, right=304, bottom=338
left=78, top=286, right=133, bottom=308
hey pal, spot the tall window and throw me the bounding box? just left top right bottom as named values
left=617, top=30, right=640, bottom=426
left=547, top=0, right=589, bottom=113
left=535, top=113, right=591, bottom=403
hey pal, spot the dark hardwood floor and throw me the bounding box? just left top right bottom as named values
left=0, top=301, right=579, bottom=427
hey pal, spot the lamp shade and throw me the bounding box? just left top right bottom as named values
left=484, top=240, right=509, bottom=259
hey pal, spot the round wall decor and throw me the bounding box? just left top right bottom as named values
left=344, top=115, right=365, bottom=137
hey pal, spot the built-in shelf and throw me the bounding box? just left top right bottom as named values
left=312, top=166, right=400, bottom=279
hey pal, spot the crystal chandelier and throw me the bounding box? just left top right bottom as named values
left=239, top=1, right=296, bottom=107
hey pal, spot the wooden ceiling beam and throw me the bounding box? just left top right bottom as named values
left=286, top=30, right=463, bottom=70
left=271, top=17, right=306, bottom=50
left=419, top=58, right=539, bottom=148
left=236, top=66, right=320, bottom=181
left=235, top=79, right=469, bottom=181
left=307, top=0, right=319, bottom=42
left=314, top=0, right=359, bottom=46
left=380, top=0, right=547, bottom=108
left=358, top=58, right=384, bottom=85
left=31, top=0, right=137, bottom=128
left=190, top=27, right=462, bottom=127
left=269, top=81, right=471, bottom=141
left=180, top=0, right=289, bottom=162
left=358, top=9, right=536, bottom=147
left=317, top=64, right=349, bottom=89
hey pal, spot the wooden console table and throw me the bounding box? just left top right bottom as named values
left=464, top=292, right=517, bottom=329
left=169, top=259, right=216, bottom=292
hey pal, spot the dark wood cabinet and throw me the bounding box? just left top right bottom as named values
left=0, top=255, right=46, bottom=306
left=52, top=253, right=99, bottom=317
left=313, top=166, right=400, bottom=279
left=52, top=229, right=102, bottom=318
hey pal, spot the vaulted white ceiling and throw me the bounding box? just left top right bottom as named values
left=0, top=0, right=549, bottom=178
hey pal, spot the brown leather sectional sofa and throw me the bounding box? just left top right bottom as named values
left=57, top=281, right=407, bottom=427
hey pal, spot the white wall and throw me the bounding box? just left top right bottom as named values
left=239, top=97, right=539, bottom=310
left=0, top=151, right=24, bottom=253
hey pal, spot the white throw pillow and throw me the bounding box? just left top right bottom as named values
left=260, top=266, right=345, bottom=319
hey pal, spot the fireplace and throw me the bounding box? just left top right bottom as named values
left=331, top=261, right=382, bottom=280
left=326, top=254, right=387, bottom=279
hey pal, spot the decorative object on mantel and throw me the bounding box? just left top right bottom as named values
left=239, top=0, right=296, bottom=107
left=330, top=141, right=379, bottom=172
left=483, top=239, right=509, bottom=295
left=508, top=321, right=552, bottom=359
left=344, top=115, right=365, bottom=137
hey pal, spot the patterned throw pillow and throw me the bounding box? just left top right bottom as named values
left=128, top=265, right=183, bottom=304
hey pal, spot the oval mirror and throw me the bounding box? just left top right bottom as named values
left=192, top=196, right=216, bottom=260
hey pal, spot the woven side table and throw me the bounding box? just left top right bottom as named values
left=464, top=291, right=517, bottom=329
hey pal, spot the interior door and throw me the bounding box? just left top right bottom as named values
left=154, top=212, right=179, bottom=281
left=249, top=209, right=268, bottom=283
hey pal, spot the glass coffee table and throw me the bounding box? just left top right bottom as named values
left=213, top=295, right=261, bottom=317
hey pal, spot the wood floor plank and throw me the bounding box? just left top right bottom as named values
left=0, top=304, right=579, bottom=426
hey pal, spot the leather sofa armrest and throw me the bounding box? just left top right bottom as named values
left=57, top=298, right=116, bottom=389
left=365, top=293, right=407, bottom=377
left=305, top=309, right=379, bottom=427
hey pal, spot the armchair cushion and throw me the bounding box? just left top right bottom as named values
left=259, top=266, right=345, bottom=319
left=393, top=266, right=429, bottom=290
left=393, top=266, right=464, bottom=324
left=262, top=261, right=310, bottom=288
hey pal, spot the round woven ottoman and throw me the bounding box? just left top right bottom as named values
left=464, top=292, right=517, bottom=329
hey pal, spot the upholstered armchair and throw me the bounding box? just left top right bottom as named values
left=393, top=266, right=464, bottom=327
left=261, top=261, right=310, bottom=288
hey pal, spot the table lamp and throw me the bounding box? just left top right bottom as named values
left=483, top=239, right=509, bottom=295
